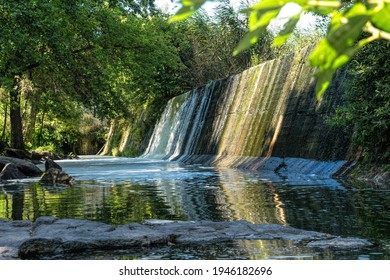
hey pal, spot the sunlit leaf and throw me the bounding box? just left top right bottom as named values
left=314, top=68, right=333, bottom=98
left=234, top=9, right=280, bottom=55
left=310, top=38, right=337, bottom=70
left=169, top=6, right=194, bottom=22
left=305, top=0, right=341, bottom=15
left=233, top=28, right=265, bottom=55
left=309, top=39, right=342, bottom=97
left=371, top=4, right=390, bottom=33
left=272, top=14, right=301, bottom=46
left=249, top=0, right=291, bottom=12
left=169, top=0, right=207, bottom=22
left=248, top=8, right=281, bottom=31
left=326, top=4, right=369, bottom=54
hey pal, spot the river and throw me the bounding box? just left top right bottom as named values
left=1, top=156, right=389, bottom=260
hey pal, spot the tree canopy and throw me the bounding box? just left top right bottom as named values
left=0, top=0, right=183, bottom=151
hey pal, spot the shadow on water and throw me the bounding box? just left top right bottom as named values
left=1, top=157, right=389, bottom=259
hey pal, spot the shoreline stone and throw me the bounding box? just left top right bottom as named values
left=0, top=156, right=43, bottom=180
left=0, top=217, right=373, bottom=260
left=39, top=159, right=74, bottom=186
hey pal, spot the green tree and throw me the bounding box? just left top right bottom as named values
left=329, top=39, right=390, bottom=162
left=165, top=1, right=273, bottom=87
left=0, top=0, right=185, bottom=151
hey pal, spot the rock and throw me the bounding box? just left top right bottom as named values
left=40, top=168, right=74, bottom=186
left=4, top=148, right=32, bottom=160
left=0, top=156, right=43, bottom=178
left=306, top=237, right=374, bottom=250
left=0, top=219, right=32, bottom=259
left=31, top=151, right=80, bottom=162
left=0, top=163, right=27, bottom=180
left=31, top=151, right=50, bottom=162
left=0, top=217, right=373, bottom=259
left=44, top=158, right=62, bottom=171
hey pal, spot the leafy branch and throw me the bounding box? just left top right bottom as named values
left=170, top=0, right=390, bottom=97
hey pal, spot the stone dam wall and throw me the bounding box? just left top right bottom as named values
left=143, top=46, right=353, bottom=176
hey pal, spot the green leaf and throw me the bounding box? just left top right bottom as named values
left=169, top=0, right=207, bottom=23
left=327, top=4, right=369, bottom=53
left=371, top=4, right=390, bottom=33
left=314, top=68, right=333, bottom=98
left=233, top=28, right=265, bottom=55
left=234, top=9, right=280, bottom=55
left=272, top=14, right=301, bottom=46
left=305, top=0, right=341, bottom=15
left=309, top=4, right=371, bottom=97
left=249, top=0, right=291, bottom=12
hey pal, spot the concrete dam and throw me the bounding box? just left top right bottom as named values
left=143, top=46, right=352, bottom=177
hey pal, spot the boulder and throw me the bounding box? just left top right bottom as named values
left=44, top=158, right=62, bottom=171
left=0, top=156, right=43, bottom=178
left=0, top=219, right=32, bottom=260
left=40, top=168, right=74, bottom=186
left=4, top=148, right=32, bottom=160
left=31, top=151, right=50, bottom=162
left=0, top=163, right=27, bottom=180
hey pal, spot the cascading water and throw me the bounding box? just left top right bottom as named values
left=143, top=46, right=351, bottom=177
left=143, top=82, right=216, bottom=161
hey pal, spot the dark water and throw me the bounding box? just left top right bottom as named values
left=1, top=156, right=389, bottom=260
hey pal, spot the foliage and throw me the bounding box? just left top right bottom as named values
left=168, top=1, right=274, bottom=87
left=328, top=39, right=390, bottom=162
left=171, top=0, right=390, bottom=98
left=0, top=0, right=186, bottom=152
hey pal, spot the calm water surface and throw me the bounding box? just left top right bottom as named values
left=1, top=156, right=389, bottom=260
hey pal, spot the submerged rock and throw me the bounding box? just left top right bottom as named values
left=0, top=217, right=373, bottom=259
left=40, top=168, right=74, bottom=186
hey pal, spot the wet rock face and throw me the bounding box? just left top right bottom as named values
left=44, top=158, right=63, bottom=171
left=0, top=217, right=373, bottom=259
left=0, top=219, right=32, bottom=260
left=40, top=168, right=75, bottom=186
left=0, top=156, right=43, bottom=180
left=0, top=163, right=27, bottom=180
left=39, top=158, right=74, bottom=186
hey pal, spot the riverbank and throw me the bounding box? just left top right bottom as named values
left=343, top=163, right=390, bottom=185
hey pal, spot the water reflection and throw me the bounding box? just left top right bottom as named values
left=0, top=156, right=389, bottom=259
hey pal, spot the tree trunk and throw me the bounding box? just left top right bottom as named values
left=9, top=81, right=25, bottom=150
left=1, top=102, right=7, bottom=141
left=24, top=99, right=38, bottom=144
left=100, top=119, right=118, bottom=155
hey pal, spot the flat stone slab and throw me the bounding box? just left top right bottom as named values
left=0, top=217, right=373, bottom=259
left=0, top=219, right=32, bottom=259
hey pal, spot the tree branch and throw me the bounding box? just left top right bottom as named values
left=20, top=44, right=95, bottom=74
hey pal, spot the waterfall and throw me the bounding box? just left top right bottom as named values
left=143, top=82, right=215, bottom=160
left=142, top=46, right=351, bottom=176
